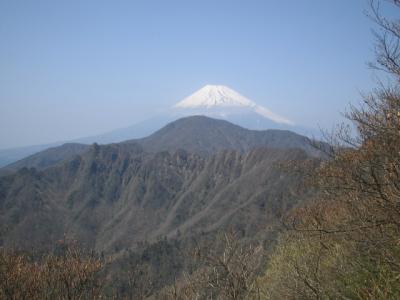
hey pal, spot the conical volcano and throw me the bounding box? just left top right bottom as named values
left=173, top=85, right=294, bottom=126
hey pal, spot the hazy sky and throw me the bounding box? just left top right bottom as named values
left=0, top=0, right=392, bottom=149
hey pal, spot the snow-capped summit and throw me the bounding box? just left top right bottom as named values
left=174, top=85, right=294, bottom=125
left=175, top=85, right=255, bottom=108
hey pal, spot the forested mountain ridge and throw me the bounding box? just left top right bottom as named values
left=1, top=116, right=323, bottom=174
left=0, top=141, right=316, bottom=253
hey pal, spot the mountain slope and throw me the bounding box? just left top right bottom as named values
left=0, top=143, right=317, bottom=252
left=1, top=143, right=89, bottom=173
left=0, top=143, right=65, bottom=168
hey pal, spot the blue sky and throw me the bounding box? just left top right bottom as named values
left=0, top=0, right=391, bottom=148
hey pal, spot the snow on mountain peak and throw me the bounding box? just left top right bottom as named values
left=174, top=85, right=294, bottom=125
left=175, top=85, right=255, bottom=108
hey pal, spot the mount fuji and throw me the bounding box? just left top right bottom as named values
left=172, top=85, right=294, bottom=127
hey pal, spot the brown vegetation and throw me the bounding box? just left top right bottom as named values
left=260, top=1, right=400, bottom=298
left=0, top=239, right=104, bottom=300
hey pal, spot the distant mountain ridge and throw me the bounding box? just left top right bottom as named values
left=135, top=116, right=320, bottom=156
left=2, top=143, right=89, bottom=172
left=1, top=116, right=322, bottom=173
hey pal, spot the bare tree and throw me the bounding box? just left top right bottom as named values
left=0, top=239, right=105, bottom=300
left=160, top=232, right=264, bottom=300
